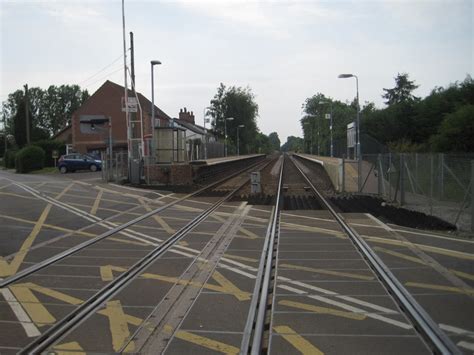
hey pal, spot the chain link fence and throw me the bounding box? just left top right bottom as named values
left=357, top=153, right=474, bottom=231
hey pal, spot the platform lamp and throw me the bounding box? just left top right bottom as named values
left=150, top=60, right=161, bottom=157
left=224, top=117, right=234, bottom=157
left=237, top=124, right=245, bottom=156
left=319, top=100, right=334, bottom=157
left=338, top=73, right=361, bottom=191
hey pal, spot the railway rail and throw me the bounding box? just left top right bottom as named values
left=241, top=153, right=461, bottom=354
left=1, top=156, right=273, bottom=353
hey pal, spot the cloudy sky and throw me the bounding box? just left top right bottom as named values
left=0, top=0, right=472, bottom=142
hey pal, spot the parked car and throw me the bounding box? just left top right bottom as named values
left=58, top=153, right=102, bottom=173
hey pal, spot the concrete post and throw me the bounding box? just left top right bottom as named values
left=342, top=154, right=346, bottom=193
left=440, top=153, right=445, bottom=199
left=377, top=154, right=382, bottom=196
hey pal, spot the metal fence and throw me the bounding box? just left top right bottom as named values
left=101, top=151, right=128, bottom=183
left=357, top=153, right=474, bottom=232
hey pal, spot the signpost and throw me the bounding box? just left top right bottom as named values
left=52, top=150, right=59, bottom=167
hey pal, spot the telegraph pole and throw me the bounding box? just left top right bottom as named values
left=130, top=32, right=135, bottom=85
left=24, top=84, right=30, bottom=145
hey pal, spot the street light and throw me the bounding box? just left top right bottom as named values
left=150, top=60, right=162, bottom=157
left=236, top=124, right=245, bottom=156
left=319, top=100, right=334, bottom=157
left=338, top=73, right=361, bottom=191
left=224, top=117, right=234, bottom=157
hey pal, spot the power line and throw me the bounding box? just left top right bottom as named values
left=81, top=63, right=130, bottom=91
left=77, top=51, right=129, bottom=87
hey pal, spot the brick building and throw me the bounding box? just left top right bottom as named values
left=70, top=80, right=171, bottom=155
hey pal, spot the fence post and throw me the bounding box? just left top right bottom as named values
left=430, top=154, right=434, bottom=216
left=400, top=153, right=405, bottom=205
left=415, top=152, right=418, bottom=182
left=471, top=160, right=474, bottom=232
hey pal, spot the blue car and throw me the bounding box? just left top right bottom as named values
left=58, top=154, right=102, bottom=174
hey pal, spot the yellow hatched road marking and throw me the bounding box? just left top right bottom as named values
left=281, top=222, right=346, bottom=239
left=97, top=300, right=139, bottom=352
left=55, top=182, right=75, bottom=199
left=90, top=189, right=104, bottom=215
left=374, top=246, right=474, bottom=282
left=53, top=341, right=86, bottom=355
left=9, top=282, right=82, bottom=326
left=0, top=204, right=52, bottom=277
left=224, top=254, right=258, bottom=263
left=0, top=191, right=37, bottom=200
left=212, top=214, right=259, bottom=240
left=0, top=183, right=12, bottom=190
left=405, top=282, right=474, bottom=296
left=164, top=325, right=239, bottom=355
left=364, top=236, right=474, bottom=261
left=100, top=265, right=251, bottom=301
left=280, top=263, right=374, bottom=281
left=278, top=299, right=366, bottom=320
left=139, top=198, right=175, bottom=234
left=273, top=325, right=324, bottom=355
left=0, top=214, right=96, bottom=237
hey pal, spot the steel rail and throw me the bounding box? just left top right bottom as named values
left=20, top=186, right=245, bottom=353
left=290, top=154, right=461, bottom=355
left=20, top=156, right=274, bottom=354
left=0, top=156, right=267, bottom=289
left=240, top=155, right=284, bottom=354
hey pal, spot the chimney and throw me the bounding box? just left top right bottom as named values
left=178, top=107, right=195, bottom=124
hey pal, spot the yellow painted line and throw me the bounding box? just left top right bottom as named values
left=279, top=299, right=366, bottom=320
left=97, top=300, right=136, bottom=352
left=0, top=191, right=37, bottom=200
left=90, top=189, right=104, bottom=215
left=273, top=325, right=324, bottom=355
left=0, top=214, right=96, bottom=237
left=280, top=263, right=374, bottom=281
left=164, top=325, right=239, bottom=355
left=67, top=202, right=142, bottom=217
left=364, top=236, right=474, bottom=261
left=51, top=192, right=141, bottom=207
left=282, top=212, right=336, bottom=223
left=213, top=214, right=260, bottom=240
left=9, top=282, right=82, bottom=326
left=374, top=247, right=474, bottom=282
left=373, top=247, right=425, bottom=265
left=53, top=341, right=86, bottom=355
left=100, top=265, right=251, bottom=301
left=0, top=183, right=12, bottom=190
left=405, top=282, right=474, bottom=296
left=54, top=182, right=75, bottom=199
left=281, top=222, right=346, bottom=239
left=139, top=198, right=175, bottom=234
left=0, top=204, right=52, bottom=277
left=108, top=237, right=150, bottom=246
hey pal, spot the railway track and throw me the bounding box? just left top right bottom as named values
left=1, top=156, right=274, bottom=353
left=241, top=153, right=461, bottom=354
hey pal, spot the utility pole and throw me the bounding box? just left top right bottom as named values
left=130, top=32, right=135, bottom=86
left=24, top=84, right=30, bottom=145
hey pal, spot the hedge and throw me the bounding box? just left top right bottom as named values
left=32, top=139, right=66, bottom=167
left=15, top=146, right=45, bottom=173
left=3, top=150, right=17, bottom=169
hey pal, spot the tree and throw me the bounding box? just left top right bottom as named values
left=430, top=105, right=474, bottom=152
left=382, top=73, right=419, bottom=105
left=281, top=136, right=304, bottom=152
left=268, top=132, right=280, bottom=151
left=208, top=83, right=259, bottom=155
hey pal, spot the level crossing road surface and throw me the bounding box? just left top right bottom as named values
left=0, top=169, right=473, bottom=354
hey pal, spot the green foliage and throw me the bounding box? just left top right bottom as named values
left=281, top=136, right=304, bottom=152
left=430, top=105, right=474, bottom=152
left=15, top=145, right=45, bottom=173
left=382, top=73, right=419, bottom=105
left=254, top=133, right=273, bottom=154
left=1, top=84, right=89, bottom=148
left=3, top=150, right=18, bottom=168
left=32, top=139, right=66, bottom=167
left=207, top=83, right=259, bottom=154
left=387, top=139, right=427, bottom=153
left=268, top=132, right=281, bottom=151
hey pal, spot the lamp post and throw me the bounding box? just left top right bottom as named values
left=338, top=73, right=361, bottom=191
left=319, top=100, right=334, bottom=157
left=224, top=117, right=234, bottom=157
left=237, top=124, right=245, bottom=156
left=203, top=108, right=209, bottom=159
left=150, top=60, right=161, bottom=157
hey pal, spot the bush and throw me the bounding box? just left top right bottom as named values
left=32, top=139, right=66, bottom=167
left=4, top=150, right=18, bottom=169
left=15, top=146, right=45, bottom=173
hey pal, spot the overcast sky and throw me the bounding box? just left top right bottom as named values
left=1, top=0, right=472, bottom=142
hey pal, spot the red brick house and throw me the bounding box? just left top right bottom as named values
left=70, top=80, right=171, bottom=155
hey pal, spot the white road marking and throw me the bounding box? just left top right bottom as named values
left=439, top=324, right=474, bottom=338
left=457, top=341, right=474, bottom=351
